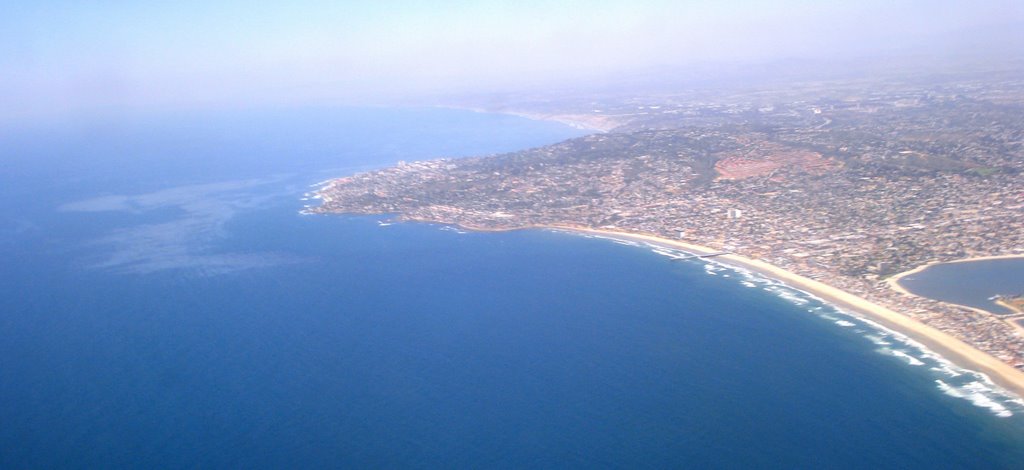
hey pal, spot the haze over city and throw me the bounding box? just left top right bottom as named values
left=3, top=0, right=1022, bottom=123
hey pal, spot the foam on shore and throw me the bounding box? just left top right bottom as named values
left=298, top=218, right=1024, bottom=418
left=555, top=226, right=1024, bottom=418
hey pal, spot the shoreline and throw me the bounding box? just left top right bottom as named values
left=430, top=105, right=620, bottom=133
left=404, top=218, right=1024, bottom=398
left=567, top=227, right=1024, bottom=398
left=996, top=299, right=1024, bottom=315
left=348, top=212, right=1024, bottom=398
left=557, top=226, right=1024, bottom=398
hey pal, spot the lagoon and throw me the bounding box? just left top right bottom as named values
left=895, top=257, right=1024, bottom=315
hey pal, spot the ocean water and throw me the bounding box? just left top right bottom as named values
left=2, top=107, right=1024, bottom=468
left=897, top=258, right=1024, bottom=315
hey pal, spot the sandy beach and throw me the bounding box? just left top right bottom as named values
left=431, top=105, right=621, bottom=133
left=543, top=225, right=1024, bottom=398
left=389, top=216, right=1024, bottom=397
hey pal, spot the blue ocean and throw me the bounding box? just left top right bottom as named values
left=2, top=107, right=1024, bottom=468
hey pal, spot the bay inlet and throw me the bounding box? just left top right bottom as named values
left=894, top=257, right=1024, bottom=316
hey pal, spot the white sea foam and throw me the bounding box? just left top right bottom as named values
left=865, top=334, right=892, bottom=346
left=937, top=380, right=965, bottom=397
left=701, top=249, right=1024, bottom=417
left=773, top=290, right=809, bottom=305
left=931, top=365, right=964, bottom=378
left=937, top=381, right=1014, bottom=417
left=578, top=230, right=1024, bottom=418
left=650, top=248, right=686, bottom=260
left=885, top=348, right=925, bottom=366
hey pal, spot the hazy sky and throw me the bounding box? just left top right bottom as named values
left=2, top=0, right=1022, bottom=122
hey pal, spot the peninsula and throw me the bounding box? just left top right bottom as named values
left=999, top=296, right=1024, bottom=315
left=311, top=65, right=1024, bottom=394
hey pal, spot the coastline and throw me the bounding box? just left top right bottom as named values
left=557, top=226, right=1024, bottom=398
left=996, top=299, right=1024, bottom=315
left=344, top=211, right=1024, bottom=398
left=431, top=105, right=620, bottom=133
left=421, top=220, right=1024, bottom=398
left=499, top=111, right=622, bottom=133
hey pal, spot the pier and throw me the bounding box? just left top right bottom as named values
left=670, top=251, right=732, bottom=261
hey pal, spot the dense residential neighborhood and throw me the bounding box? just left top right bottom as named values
left=312, top=68, right=1024, bottom=371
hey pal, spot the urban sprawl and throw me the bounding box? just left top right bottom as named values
left=312, top=67, right=1024, bottom=371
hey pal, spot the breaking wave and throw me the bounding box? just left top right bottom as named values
left=585, top=233, right=1024, bottom=419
